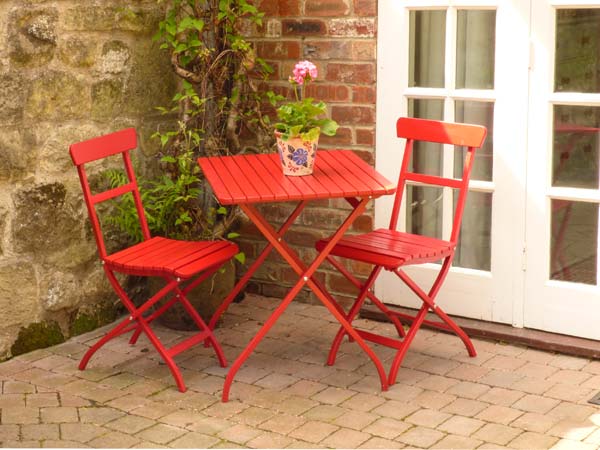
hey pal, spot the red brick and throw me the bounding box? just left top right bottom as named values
left=302, top=208, right=349, bottom=230
left=284, top=228, right=325, bottom=247
left=258, top=0, right=301, bottom=16
left=304, top=40, right=352, bottom=60
left=332, top=105, right=375, bottom=125
left=305, top=84, right=350, bottom=102
left=352, top=149, right=374, bottom=164
left=282, top=20, right=327, bottom=36
left=257, top=41, right=301, bottom=59
left=352, top=86, right=376, bottom=103
left=354, top=0, right=376, bottom=16
left=356, top=128, right=375, bottom=146
left=352, top=41, right=376, bottom=61
left=320, top=127, right=353, bottom=147
left=326, top=63, right=375, bottom=84
left=329, top=18, right=375, bottom=37
left=352, top=214, right=373, bottom=232
left=282, top=267, right=327, bottom=285
left=328, top=272, right=365, bottom=296
left=305, top=0, right=351, bottom=17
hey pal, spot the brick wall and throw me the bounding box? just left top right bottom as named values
left=242, top=0, right=377, bottom=305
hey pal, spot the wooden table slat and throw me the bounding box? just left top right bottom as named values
left=340, top=151, right=396, bottom=194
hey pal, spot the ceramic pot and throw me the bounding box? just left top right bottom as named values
left=275, top=132, right=319, bottom=176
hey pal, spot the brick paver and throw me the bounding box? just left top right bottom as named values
left=0, top=295, right=598, bottom=449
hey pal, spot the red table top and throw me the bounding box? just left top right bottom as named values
left=198, top=150, right=396, bottom=205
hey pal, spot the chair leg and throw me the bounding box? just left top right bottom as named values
left=326, top=256, right=405, bottom=339
left=327, top=266, right=382, bottom=366
left=79, top=316, right=133, bottom=370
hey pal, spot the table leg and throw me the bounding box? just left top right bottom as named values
left=221, top=199, right=389, bottom=401
left=207, top=201, right=309, bottom=332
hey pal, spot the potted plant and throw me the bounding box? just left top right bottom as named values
left=271, top=60, right=339, bottom=176
left=105, top=0, right=276, bottom=330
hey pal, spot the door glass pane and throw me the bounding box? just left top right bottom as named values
left=454, top=191, right=492, bottom=271
left=408, top=98, right=444, bottom=176
left=406, top=185, right=443, bottom=239
left=550, top=200, right=598, bottom=284
left=552, top=105, right=600, bottom=189
left=456, top=10, right=496, bottom=89
left=454, top=101, right=494, bottom=181
left=409, top=10, right=446, bottom=88
left=555, top=9, right=600, bottom=93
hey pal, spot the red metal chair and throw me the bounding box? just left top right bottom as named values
left=316, top=117, right=487, bottom=385
left=70, top=128, right=238, bottom=392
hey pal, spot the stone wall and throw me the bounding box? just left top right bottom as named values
left=242, top=0, right=377, bottom=305
left=0, top=0, right=176, bottom=358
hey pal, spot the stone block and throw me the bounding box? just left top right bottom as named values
left=58, top=37, right=97, bottom=68
left=24, top=71, right=89, bottom=121
left=8, top=7, right=58, bottom=67
left=0, top=74, right=25, bottom=124
left=0, top=260, right=40, bottom=329
left=0, top=128, right=32, bottom=182
left=92, top=79, right=125, bottom=119
left=63, top=5, right=162, bottom=34
left=99, top=40, right=130, bottom=74
left=12, top=182, right=80, bottom=255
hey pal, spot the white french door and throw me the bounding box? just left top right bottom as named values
left=378, top=1, right=600, bottom=339
left=525, top=1, right=600, bottom=339
left=376, top=0, right=530, bottom=326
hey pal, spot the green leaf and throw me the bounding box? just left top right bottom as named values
left=226, top=232, right=240, bottom=239
left=234, top=252, right=246, bottom=264
left=216, top=206, right=227, bottom=215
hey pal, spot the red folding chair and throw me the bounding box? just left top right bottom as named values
left=70, top=128, right=238, bottom=392
left=316, top=117, right=487, bottom=386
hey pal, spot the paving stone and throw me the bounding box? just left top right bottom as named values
left=42, top=439, right=91, bottom=448
left=380, top=383, right=423, bottom=402
left=303, top=404, right=346, bottom=421
left=88, top=430, right=141, bottom=448
left=167, top=431, right=220, bottom=448
left=445, top=380, right=490, bottom=400
left=547, top=419, right=597, bottom=440
left=246, top=431, right=293, bottom=449
left=512, top=394, right=561, bottom=414
left=544, top=383, right=595, bottom=402
left=320, top=370, right=366, bottom=388
left=203, top=399, right=248, bottom=419
left=21, top=423, right=60, bottom=440
left=436, top=415, right=485, bottom=436
left=321, top=428, right=370, bottom=448
left=509, top=430, right=560, bottom=449
left=549, top=354, right=590, bottom=370
left=431, top=434, right=484, bottom=449
left=362, top=417, right=411, bottom=440
left=3, top=380, right=36, bottom=394
left=358, top=436, right=404, bottom=448
left=78, top=406, right=124, bottom=425
left=412, top=389, right=457, bottom=409
left=472, top=423, right=522, bottom=445
left=257, top=412, right=306, bottom=435
left=405, top=408, right=452, bottom=428
left=288, top=420, right=339, bottom=444
left=0, top=424, right=19, bottom=441
left=254, top=373, right=299, bottom=390
left=131, top=402, right=180, bottom=420
left=0, top=393, right=26, bottom=408
left=104, top=414, right=156, bottom=434
left=476, top=404, right=523, bottom=425
left=1, top=406, right=39, bottom=424
left=339, top=392, right=386, bottom=412
left=40, top=407, right=79, bottom=423
left=583, top=428, right=600, bottom=446
left=371, top=400, right=419, bottom=421
left=446, top=363, right=491, bottom=381
left=547, top=402, right=598, bottom=421
left=59, top=394, right=91, bottom=408
left=135, top=423, right=187, bottom=445
left=442, top=398, right=489, bottom=417
left=550, top=438, right=598, bottom=450
left=310, top=386, right=355, bottom=405
left=283, top=380, right=327, bottom=397
left=273, top=395, right=318, bottom=415
left=396, top=426, right=445, bottom=448
left=60, top=423, right=108, bottom=443
left=547, top=369, right=592, bottom=386
left=479, top=369, right=525, bottom=389
left=332, top=410, right=378, bottom=431
left=26, top=393, right=59, bottom=408
left=476, top=387, right=524, bottom=407
left=4, top=440, right=41, bottom=447
left=515, top=361, right=560, bottom=379
left=415, top=374, right=459, bottom=392
left=510, top=411, right=559, bottom=433
left=107, top=394, right=149, bottom=412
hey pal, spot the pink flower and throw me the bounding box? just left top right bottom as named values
left=291, top=60, right=318, bottom=85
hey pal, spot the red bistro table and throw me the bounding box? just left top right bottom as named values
left=198, top=150, right=396, bottom=401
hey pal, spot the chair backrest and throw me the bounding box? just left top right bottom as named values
left=69, top=128, right=150, bottom=258
left=390, top=117, right=487, bottom=244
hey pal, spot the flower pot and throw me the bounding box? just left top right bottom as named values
left=276, top=132, right=319, bottom=176
left=148, top=262, right=235, bottom=331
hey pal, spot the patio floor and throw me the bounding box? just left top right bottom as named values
left=1, top=294, right=599, bottom=449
